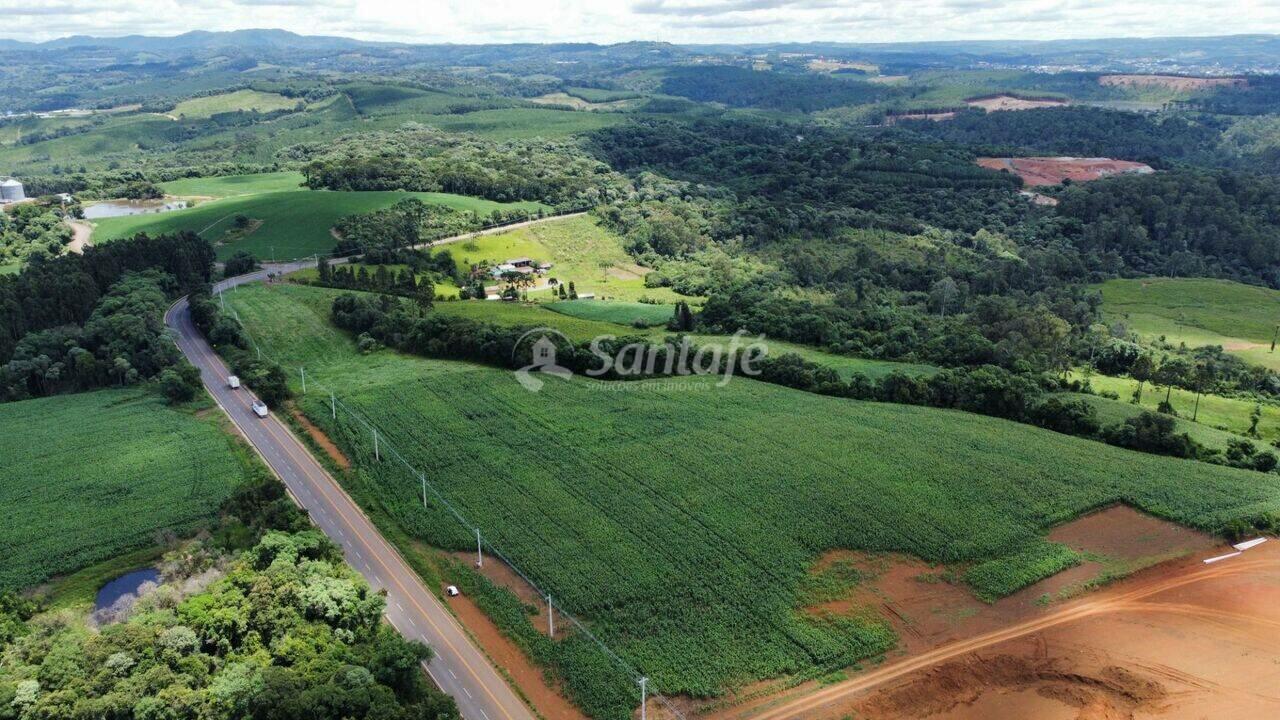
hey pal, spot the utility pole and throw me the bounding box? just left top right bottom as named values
left=300, top=367, right=306, bottom=393
left=421, top=471, right=427, bottom=508
left=330, top=391, right=336, bottom=420
left=219, top=289, right=224, bottom=309
left=475, top=528, right=483, bottom=568
left=547, top=595, right=554, bottom=637
left=373, top=428, right=380, bottom=461
left=639, top=677, right=648, bottom=720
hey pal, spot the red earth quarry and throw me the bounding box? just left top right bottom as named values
left=978, top=157, right=1155, bottom=187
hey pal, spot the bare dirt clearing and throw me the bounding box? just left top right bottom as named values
left=966, top=94, right=1069, bottom=111
left=978, top=157, right=1154, bottom=187
left=713, top=510, right=1277, bottom=720
left=1099, top=74, right=1247, bottom=91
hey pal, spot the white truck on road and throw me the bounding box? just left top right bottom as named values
left=251, top=400, right=269, bottom=418
left=227, top=375, right=241, bottom=389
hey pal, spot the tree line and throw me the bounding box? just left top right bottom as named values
left=0, top=233, right=214, bottom=402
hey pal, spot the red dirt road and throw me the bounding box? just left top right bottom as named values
left=721, top=545, right=1280, bottom=720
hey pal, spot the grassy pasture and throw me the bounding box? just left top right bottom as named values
left=1069, top=370, right=1280, bottom=441
left=225, top=282, right=1278, bottom=716
left=0, top=390, right=251, bottom=592
left=1061, top=391, right=1263, bottom=454
left=546, top=299, right=675, bottom=327
left=172, top=89, right=299, bottom=118
left=92, top=188, right=547, bottom=261
left=1097, top=277, right=1280, bottom=371
left=447, top=215, right=693, bottom=303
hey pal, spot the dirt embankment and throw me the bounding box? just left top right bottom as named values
left=447, top=552, right=588, bottom=720
left=966, top=94, right=1069, bottom=112
left=289, top=407, right=350, bottom=469
left=978, top=157, right=1155, bottom=187
left=713, top=508, right=1279, bottom=720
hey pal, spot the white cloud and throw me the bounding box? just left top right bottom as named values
left=0, top=0, right=1275, bottom=44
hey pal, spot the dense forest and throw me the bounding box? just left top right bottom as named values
left=0, top=233, right=214, bottom=401
left=898, top=106, right=1230, bottom=168
left=301, top=127, right=629, bottom=207
left=0, top=476, right=458, bottom=720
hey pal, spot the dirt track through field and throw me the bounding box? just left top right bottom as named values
left=726, top=554, right=1276, bottom=720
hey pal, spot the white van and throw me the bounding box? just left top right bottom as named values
left=251, top=400, right=269, bottom=418
left=227, top=375, right=241, bottom=389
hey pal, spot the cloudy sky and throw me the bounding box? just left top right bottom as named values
left=0, top=0, right=1277, bottom=45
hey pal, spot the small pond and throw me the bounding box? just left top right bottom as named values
left=83, top=199, right=188, bottom=219
left=94, top=567, right=161, bottom=611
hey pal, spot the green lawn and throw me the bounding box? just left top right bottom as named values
left=172, top=89, right=300, bottom=118
left=160, top=170, right=306, bottom=198
left=225, top=281, right=1276, bottom=717
left=0, top=390, right=252, bottom=592
left=91, top=189, right=548, bottom=262
left=1097, top=277, right=1280, bottom=371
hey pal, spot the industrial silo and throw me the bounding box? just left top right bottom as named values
left=0, top=178, right=24, bottom=203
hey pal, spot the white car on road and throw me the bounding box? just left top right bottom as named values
left=227, top=375, right=241, bottom=389
left=251, top=400, right=269, bottom=418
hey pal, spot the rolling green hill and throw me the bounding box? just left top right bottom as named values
left=92, top=187, right=547, bottom=261
left=1097, top=277, right=1280, bottom=371
left=172, top=89, right=299, bottom=118
left=224, top=281, right=1276, bottom=718
left=160, top=170, right=306, bottom=198
left=0, top=390, right=252, bottom=592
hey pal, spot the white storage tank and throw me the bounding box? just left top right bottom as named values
left=0, top=178, right=25, bottom=203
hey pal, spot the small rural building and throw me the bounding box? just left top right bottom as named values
left=0, top=177, right=25, bottom=204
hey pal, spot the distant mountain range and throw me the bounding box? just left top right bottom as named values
left=0, top=29, right=1276, bottom=73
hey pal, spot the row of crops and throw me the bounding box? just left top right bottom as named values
left=227, top=284, right=1280, bottom=720
left=0, top=390, right=250, bottom=591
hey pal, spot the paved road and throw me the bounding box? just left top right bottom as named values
left=166, top=274, right=535, bottom=720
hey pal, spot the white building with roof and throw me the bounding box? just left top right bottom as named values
left=0, top=178, right=25, bottom=204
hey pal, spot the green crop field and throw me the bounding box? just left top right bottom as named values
left=160, top=170, right=306, bottom=198
left=225, top=281, right=1280, bottom=718
left=172, top=89, right=300, bottom=118
left=0, top=390, right=252, bottom=592
left=0, top=114, right=183, bottom=172
left=1097, top=277, right=1280, bottom=371
left=91, top=188, right=548, bottom=262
